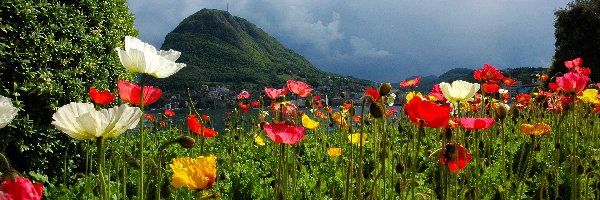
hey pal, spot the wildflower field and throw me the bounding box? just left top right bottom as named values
left=2, top=35, right=600, bottom=200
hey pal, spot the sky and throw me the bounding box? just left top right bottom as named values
left=127, top=0, right=572, bottom=82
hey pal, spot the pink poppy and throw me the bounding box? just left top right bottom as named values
left=265, top=87, right=288, bottom=99
left=237, top=90, right=251, bottom=99
left=263, top=123, right=306, bottom=145
left=556, top=72, right=588, bottom=93
left=0, top=177, right=44, bottom=200
left=287, top=80, right=313, bottom=97
left=564, top=58, right=583, bottom=69
left=459, top=117, right=495, bottom=130
left=429, top=84, right=446, bottom=101
left=117, top=80, right=162, bottom=106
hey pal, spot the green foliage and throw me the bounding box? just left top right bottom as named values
left=0, top=0, right=136, bottom=180
left=548, top=0, right=600, bottom=82
left=149, top=9, right=370, bottom=93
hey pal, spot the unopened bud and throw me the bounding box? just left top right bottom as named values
left=340, top=92, right=347, bottom=98
left=177, top=136, right=195, bottom=148
left=369, top=102, right=385, bottom=118
left=494, top=103, right=508, bottom=120
left=379, top=82, right=392, bottom=96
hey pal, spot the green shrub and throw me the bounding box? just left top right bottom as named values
left=0, top=0, right=136, bottom=181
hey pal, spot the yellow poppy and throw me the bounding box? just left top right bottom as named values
left=348, top=133, right=368, bottom=147
left=170, top=155, right=217, bottom=191
left=333, top=112, right=348, bottom=128
left=254, top=134, right=266, bottom=146
left=301, top=114, right=320, bottom=129
left=327, top=147, right=342, bottom=158
left=579, top=89, right=600, bottom=104
left=406, top=91, right=423, bottom=102
left=519, top=122, right=551, bottom=136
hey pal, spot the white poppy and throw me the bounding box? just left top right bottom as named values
left=52, top=103, right=142, bottom=140
left=387, top=93, right=396, bottom=106
left=116, top=36, right=186, bottom=78
left=0, top=95, right=18, bottom=128
left=439, top=80, right=480, bottom=103
left=498, top=89, right=508, bottom=94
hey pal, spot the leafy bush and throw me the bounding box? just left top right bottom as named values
left=0, top=0, right=136, bottom=180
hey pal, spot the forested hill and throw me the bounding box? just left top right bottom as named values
left=149, top=9, right=371, bottom=93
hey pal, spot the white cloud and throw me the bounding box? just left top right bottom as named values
left=349, top=36, right=391, bottom=58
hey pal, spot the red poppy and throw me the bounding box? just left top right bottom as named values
left=0, top=177, right=44, bottom=200
left=429, top=84, right=446, bottom=101
left=117, top=80, right=162, bottom=106
left=564, top=58, right=582, bottom=69
left=164, top=109, right=176, bottom=117
left=343, top=103, right=352, bottom=110
left=352, top=116, right=362, bottom=123
left=159, top=121, right=166, bottom=127
left=144, top=114, right=156, bottom=122
left=594, top=103, right=600, bottom=114
left=265, top=87, right=287, bottom=99
left=575, top=66, right=591, bottom=76
left=501, top=93, right=510, bottom=102
left=538, top=74, right=549, bottom=81
left=549, top=83, right=560, bottom=91
left=459, top=117, right=495, bottom=130
left=502, top=78, right=516, bottom=87
left=201, top=115, right=210, bottom=121
left=482, top=83, right=500, bottom=94
left=440, top=143, right=472, bottom=173
left=365, top=88, right=380, bottom=101
left=237, top=90, right=251, bottom=99
left=516, top=94, right=531, bottom=104
left=400, top=76, right=421, bottom=88
left=187, top=114, right=217, bottom=138
left=239, top=102, right=250, bottom=113
left=313, top=96, right=321, bottom=102
left=556, top=72, right=589, bottom=93
left=89, top=87, right=115, bottom=105
left=287, top=80, right=313, bottom=97
left=404, top=97, right=451, bottom=128
left=251, top=101, right=261, bottom=107
left=474, top=64, right=504, bottom=83
left=263, top=123, right=306, bottom=145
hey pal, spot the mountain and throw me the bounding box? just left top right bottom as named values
left=149, top=9, right=371, bottom=94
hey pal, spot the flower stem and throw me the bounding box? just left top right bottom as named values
left=138, top=74, right=146, bottom=200
left=97, top=137, right=106, bottom=200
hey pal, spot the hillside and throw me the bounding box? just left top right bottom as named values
left=148, top=9, right=371, bottom=94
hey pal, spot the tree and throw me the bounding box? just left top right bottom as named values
left=548, top=0, right=600, bottom=83
left=0, top=0, right=136, bottom=181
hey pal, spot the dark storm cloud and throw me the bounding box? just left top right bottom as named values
left=127, top=0, right=570, bottom=82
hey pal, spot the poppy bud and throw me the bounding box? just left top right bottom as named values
left=494, top=103, right=508, bottom=120
left=369, top=102, right=385, bottom=118
left=379, top=82, right=392, bottom=96
left=340, top=92, right=347, bottom=98
left=478, top=141, right=484, bottom=151
left=395, top=179, right=402, bottom=194
left=176, top=136, right=195, bottom=148
left=555, top=142, right=561, bottom=150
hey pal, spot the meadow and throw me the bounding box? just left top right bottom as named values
left=1, top=36, right=600, bottom=200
